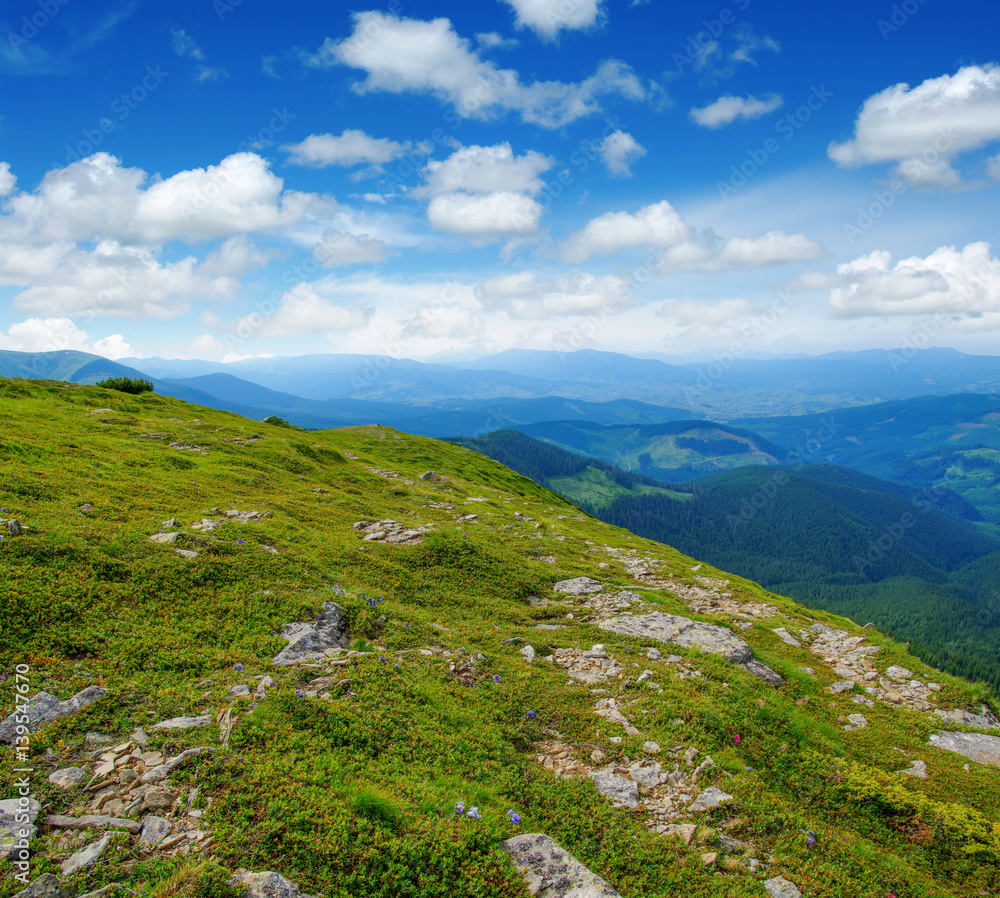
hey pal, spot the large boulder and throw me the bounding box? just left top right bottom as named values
left=553, top=578, right=604, bottom=596
left=503, top=833, right=622, bottom=898
left=929, top=731, right=1000, bottom=767
left=0, top=686, right=107, bottom=744
left=599, top=613, right=783, bottom=686
left=934, top=706, right=1000, bottom=730
left=272, top=603, right=349, bottom=666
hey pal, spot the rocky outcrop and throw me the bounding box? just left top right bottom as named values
left=228, top=871, right=318, bottom=898
left=503, top=833, right=622, bottom=897
left=554, top=577, right=605, bottom=596
left=598, top=613, right=783, bottom=686
left=934, top=706, right=1000, bottom=730
left=929, top=731, right=1000, bottom=767
left=272, top=602, right=349, bottom=666
left=0, top=686, right=107, bottom=743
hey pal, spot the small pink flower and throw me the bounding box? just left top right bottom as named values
left=734, top=734, right=741, bottom=745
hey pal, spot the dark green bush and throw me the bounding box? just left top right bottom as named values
left=96, top=376, right=154, bottom=394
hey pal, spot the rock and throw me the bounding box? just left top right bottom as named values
left=142, top=788, right=175, bottom=811
left=599, top=613, right=782, bottom=686
left=139, top=815, right=172, bottom=848
left=763, top=877, right=803, bottom=898
left=593, top=707, right=641, bottom=736
left=8, top=519, right=23, bottom=536
left=0, top=686, right=107, bottom=743
left=901, top=759, right=928, bottom=778
left=229, top=685, right=251, bottom=698
left=554, top=577, right=604, bottom=596
left=503, top=833, right=622, bottom=898
left=48, top=767, right=87, bottom=789
left=844, top=714, right=868, bottom=731
left=642, top=741, right=661, bottom=755
left=590, top=771, right=640, bottom=809
left=700, top=852, right=718, bottom=866
left=689, top=787, right=733, bottom=812
left=934, top=706, right=1000, bottom=730
left=590, top=749, right=607, bottom=764
left=174, top=549, right=199, bottom=560
left=828, top=680, right=855, bottom=694
left=61, top=833, right=111, bottom=877
left=272, top=602, right=349, bottom=666
left=929, top=731, right=1000, bottom=767
left=646, top=648, right=662, bottom=661
left=885, top=665, right=913, bottom=680
left=228, top=871, right=318, bottom=898
left=772, top=628, right=801, bottom=647
left=11, top=874, right=74, bottom=898
left=662, top=823, right=697, bottom=844
left=148, top=532, right=180, bottom=545
left=629, top=762, right=662, bottom=789
left=419, top=471, right=438, bottom=481
left=43, top=814, right=142, bottom=834
left=1, top=798, right=41, bottom=862
left=520, top=645, right=536, bottom=663
left=79, top=887, right=137, bottom=898
left=149, top=715, right=211, bottom=731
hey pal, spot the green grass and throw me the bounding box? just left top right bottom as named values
left=1, top=378, right=999, bottom=897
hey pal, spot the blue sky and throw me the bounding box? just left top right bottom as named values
left=1, top=0, right=999, bottom=363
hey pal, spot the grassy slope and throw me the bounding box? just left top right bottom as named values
left=1, top=378, right=999, bottom=898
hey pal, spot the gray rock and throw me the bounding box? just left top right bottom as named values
left=419, top=471, right=438, bottom=481
left=503, top=833, right=622, bottom=898
left=139, top=815, right=172, bottom=848
left=11, top=873, right=75, bottom=898
left=149, top=715, right=211, bottom=731
left=48, top=767, right=88, bottom=789
left=901, top=759, right=928, bottom=778
left=599, top=613, right=782, bottom=686
left=662, top=823, right=697, bottom=844
left=554, top=577, right=604, bottom=596
left=0, top=686, right=108, bottom=743
left=8, top=519, right=23, bottom=536
left=520, top=645, right=536, bottom=663
left=1, top=798, right=41, bottom=828
left=228, top=871, right=318, bottom=898
left=629, top=762, right=663, bottom=790
left=929, top=731, right=1000, bottom=767
left=147, top=532, right=180, bottom=545
left=79, top=887, right=137, bottom=898
left=885, top=665, right=913, bottom=680
left=61, top=834, right=111, bottom=877
left=934, top=706, right=1000, bottom=730
left=642, top=741, right=661, bottom=755
left=272, top=602, right=349, bottom=666
left=43, top=815, right=142, bottom=835
left=763, top=876, right=803, bottom=898
left=689, top=787, right=733, bottom=812
left=1, top=797, right=41, bottom=862
left=772, top=628, right=801, bottom=647
left=828, top=680, right=855, bottom=694
left=590, top=771, right=640, bottom=809
left=844, top=714, right=868, bottom=731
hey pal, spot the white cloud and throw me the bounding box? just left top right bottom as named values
left=262, top=55, right=279, bottom=78
left=828, top=64, right=1000, bottom=188
left=596, top=130, right=646, bottom=177
left=311, top=231, right=386, bottom=267
left=257, top=282, right=372, bottom=338
left=195, top=65, right=228, bottom=82
left=427, top=192, right=543, bottom=243
left=306, top=12, right=645, bottom=128
left=417, top=143, right=552, bottom=197
left=690, top=93, right=783, bottom=128
left=0, top=161, right=15, bottom=196
left=476, top=32, right=519, bottom=50
left=560, top=200, right=825, bottom=271
left=815, top=242, right=1000, bottom=319
left=283, top=129, right=413, bottom=168
left=475, top=270, right=628, bottom=319
left=689, top=26, right=780, bottom=78
left=401, top=303, right=483, bottom=338
left=499, top=0, right=604, bottom=40
left=989, top=153, right=1000, bottom=181
left=171, top=28, right=205, bottom=60
left=199, top=236, right=274, bottom=277
left=0, top=316, right=137, bottom=359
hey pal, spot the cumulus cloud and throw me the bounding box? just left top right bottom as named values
left=690, top=93, right=783, bottom=128
left=171, top=28, right=205, bottom=60
left=427, top=192, right=542, bottom=244
left=828, top=64, right=1000, bottom=188
left=0, top=316, right=137, bottom=358
left=283, top=129, right=413, bottom=169
left=989, top=153, right=1000, bottom=181
left=596, top=131, right=646, bottom=177
left=499, top=0, right=604, bottom=40
left=257, top=282, right=372, bottom=337
left=305, top=12, right=645, bottom=128
left=401, top=303, right=483, bottom=338
left=560, top=200, right=825, bottom=271
left=311, top=231, right=386, bottom=267
left=809, top=242, right=1000, bottom=319
left=475, top=270, right=628, bottom=319
left=417, top=143, right=553, bottom=197
left=688, top=26, right=780, bottom=79
left=0, top=162, right=15, bottom=196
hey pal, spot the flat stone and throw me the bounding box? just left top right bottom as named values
left=764, top=876, right=803, bottom=898
left=272, top=602, right=349, bottom=666
left=12, top=874, right=74, bottom=898
left=629, top=762, right=662, bottom=789
left=61, top=833, right=111, bottom=877
left=594, top=707, right=641, bottom=736
left=0, top=686, right=107, bottom=743
left=689, top=787, right=733, bottom=812
left=599, top=613, right=782, bottom=686
left=503, top=833, right=622, bottom=898
left=934, top=706, right=1000, bottom=730
left=148, top=532, right=180, bottom=544
left=228, top=871, right=319, bottom=898
left=901, top=759, right=928, bottom=778
left=43, top=814, right=142, bottom=834
left=844, top=714, right=868, bottom=730
left=554, top=577, right=604, bottom=596
left=828, top=680, right=855, bottom=694
left=139, top=815, right=172, bottom=848
left=520, top=645, right=536, bottom=663
left=79, top=887, right=137, bottom=898
left=929, top=731, right=1000, bottom=767
left=149, top=715, right=211, bottom=731
left=772, top=628, right=801, bottom=647
left=642, top=741, right=661, bottom=755
left=591, top=771, right=640, bottom=809
left=662, top=823, right=697, bottom=844
left=885, top=665, right=913, bottom=680
left=48, top=767, right=88, bottom=789
left=1, top=797, right=41, bottom=862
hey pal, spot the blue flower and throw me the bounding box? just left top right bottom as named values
left=493, top=675, right=501, bottom=683
left=237, top=539, right=245, bottom=545
left=295, top=689, right=304, bottom=698
left=466, top=807, right=481, bottom=820
left=233, top=663, right=243, bottom=671
left=526, top=711, right=536, bottom=719
left=507, top=810, right=521, bottom=825
left=806, top=831, right=816, bottom=847
left=454, top=801, right=465, bottom=815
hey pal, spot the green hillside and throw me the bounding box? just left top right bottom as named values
left=2, top=380, right=1000, bottom=898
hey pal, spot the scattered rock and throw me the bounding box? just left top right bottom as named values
left=885, top=665, right=913, bottom=680
left=228, top=871, right=318, bottom=898
left=0, top=686, right=107, bottom=743
left=901, top=759, right=928, bottom=778
left=554, top=577, right=604, bottom=596
left=929, top=731, right=1000, bottom=767
left=139, top=815, right=172, bottom=848
left=843, top=714, right=868, bottom=731
left=599, top=613, right=783, bottom=686
left=11, top=874, right=74, bottom=898
left=763, top=876, right=803, bottom=898
left=149, top=715, right=211, bottom=731
left=44, top=814, right=142, bottom=834
left=1, top=798, right=41, bottom=861
left=591, top=771, right=640, bottom=809
left=772, top=628, right=801, bottom=647
left=148, top=532, right=180, bottom=545
left=8, top=519, right=23, bottom=536
left=272, top=603, right=349, bottom=666
left=520, top=645, right=536, bottom=663
left=700, top=851, right=718, bottom=866
left=642, top=741, right=661, bottom=755
left=61, top=833, right=111, bottom=877
left=79, top=886, right=137, bottom=898
left=503, top=833, right=622, bottom=898
left=48, top=767, right=87, bottom=789
left=689, top=787, right=733, bottom=812
left=662, top=823, right=697, bottom=844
